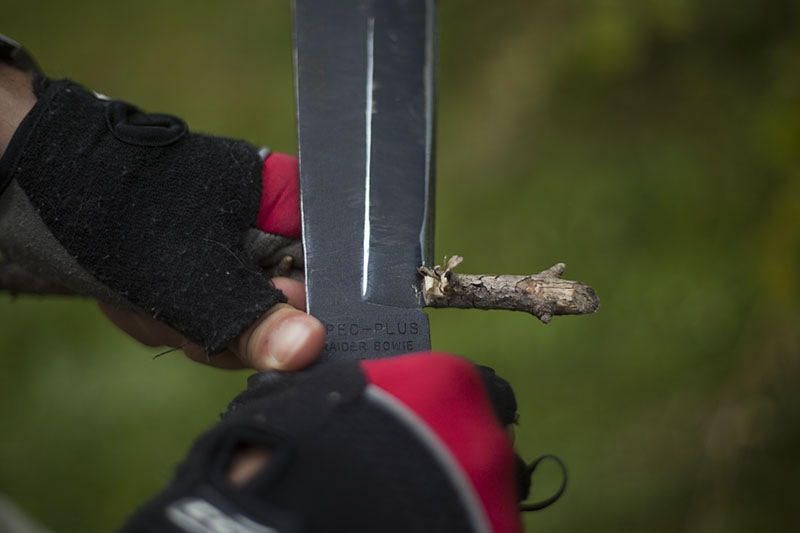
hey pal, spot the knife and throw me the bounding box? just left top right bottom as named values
left=293, top=0, right=436, bottom=362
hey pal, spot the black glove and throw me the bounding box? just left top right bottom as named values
left=120, top=352, right=528, bottom=533
left=0, top=75, right=300, bottom=354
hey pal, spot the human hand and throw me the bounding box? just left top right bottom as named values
left=0, top=75, right=324, bottom=364
left=95, top=148, right=325, bottom=370
left=99, top=276, right=324, bottom=371
left=121, top=352, right=530, bottom=532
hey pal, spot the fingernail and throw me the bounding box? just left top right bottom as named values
left=266, top=318, right=311, bottom=369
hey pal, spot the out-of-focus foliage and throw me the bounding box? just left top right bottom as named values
left=2, top=1, right=798, bottom=531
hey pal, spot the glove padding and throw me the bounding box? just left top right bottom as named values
left=0, top=75, right=299, bottom=354
left=120, top=353, right=523, bottom=533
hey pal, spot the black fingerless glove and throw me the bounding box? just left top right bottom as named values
left=120, top=353, right=527, bottom=533
left=0, top=76, right=286, bottom=354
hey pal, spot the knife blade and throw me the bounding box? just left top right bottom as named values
left=293, top=0, right=436, bottom=361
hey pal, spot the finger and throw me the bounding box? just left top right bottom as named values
left=235, top=303, right=325, bottom=371
left=101, top=302, right=245, bottom=369
left=271, top=277, right=306, bottom=311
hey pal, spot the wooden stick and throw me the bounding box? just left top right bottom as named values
left=419, top=256, right=599, bottom=323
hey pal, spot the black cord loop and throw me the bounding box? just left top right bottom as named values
left=519, top=454, right=568, bottom=512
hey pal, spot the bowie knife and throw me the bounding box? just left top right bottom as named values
left=293, top=0, right=436, bottom=361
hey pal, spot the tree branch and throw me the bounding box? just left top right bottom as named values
left=419, top=256, right=599, bottom=323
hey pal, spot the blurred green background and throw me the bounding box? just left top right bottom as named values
left=2, top=0, right=799, bottom=531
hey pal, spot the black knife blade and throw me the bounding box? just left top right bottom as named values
left=293, top=0, right=436, bottom=361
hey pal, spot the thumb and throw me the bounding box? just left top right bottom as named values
left=234, top=303, right=325, bottom=371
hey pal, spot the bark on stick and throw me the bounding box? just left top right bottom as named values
left=419, top=256, right=599, bottom=323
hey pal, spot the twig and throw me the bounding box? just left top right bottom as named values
left=419, top=256, right=599, bottom=323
